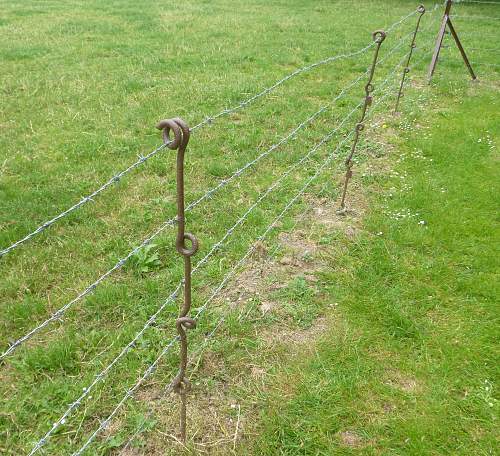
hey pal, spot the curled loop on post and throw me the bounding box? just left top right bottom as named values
left=177, top=316, right=197, bottom=331
left=156, top=118, right=190, bottom=150
left=178, top=233, right=199, bottom=257
left=417, top=5, right=426, bottom=14
left=372, top=30, right=386, bottom=43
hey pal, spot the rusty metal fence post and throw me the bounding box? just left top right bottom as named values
left=428, top=0, right=476, bottom=81
left=394, top=5, right=426, bottom=114
left=338, top=30, right=386, bottom=213
left=157, top=118, right=198, bottom=443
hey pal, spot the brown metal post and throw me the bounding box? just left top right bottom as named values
left=428, top=0, right=476, bottom=81
left=157, top=118, right=198, bottom=443
left=394, top=5, right=426, bottom=114
left=338, top=30, right=386, bottom=213
left=447, top=18, right=477, bottom=80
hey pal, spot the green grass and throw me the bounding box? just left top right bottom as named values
left=0, top=0, right=498, bottom=454
left=246, top=88, right=499, bottom=456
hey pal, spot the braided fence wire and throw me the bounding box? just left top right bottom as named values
left=1, top=1, right=498, bottom=454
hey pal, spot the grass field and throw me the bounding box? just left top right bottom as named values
left=0, top=0, right=498, bottom=454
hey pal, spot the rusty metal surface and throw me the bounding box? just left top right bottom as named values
left=428, top=0, right=477, bottom=81
left=339, top=30, right=386, bottom=211
left=394, top=5, right=426, bottom=113
left=157, top=118, right=198, bottom=443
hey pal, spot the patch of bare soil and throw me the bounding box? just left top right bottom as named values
left=338, top=430, right=364, bottom=448
left=385, top=370, right=420, bottom=393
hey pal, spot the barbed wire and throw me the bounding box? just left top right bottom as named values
left=27, top=86, right=367, bottom=456
left=13, top=6, right=442, bottom=454
left=468, top=47, right=500, bottom=52
left=68, top=47, right=410, bottom=455
left=118, top=180, right=331, bottom=450
left=0, top=143, right=168, bottom=258
left=22, top=35, right=420, bottom=455
left=0, top=9, right=422, bottom=260
left=454, top=0, right=500, bottom=4
left=472, top=61, right=500, bottom=67
left=71, top=125, right=358, bottom=456
left=120, top=312, right=225, bottom=452
left=1, top=4, right=442, bottom=362
left=451, top=14, right=500, bottom=19
left=2, top=31, right=404, bottom=362
left=119, top=67, right=412, bottom=451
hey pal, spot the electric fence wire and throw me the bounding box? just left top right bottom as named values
left=0, top=8, right=422, bottom=260
left=70, top=49, right=412, bottom=456
left=2, top=17, right=425, bottom=362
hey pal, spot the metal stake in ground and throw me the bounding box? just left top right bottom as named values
left=394, top=5, right=426, bottom=114
left=157, top=118, right=198, bottom=443
left=428, top=0, right=476, bottom=81
left=339, top=30, right=386, bottom=213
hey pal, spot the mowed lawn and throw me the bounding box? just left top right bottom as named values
left=0, top=0, right=498, bottom=455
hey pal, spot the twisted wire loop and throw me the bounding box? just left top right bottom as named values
left=157, top=117, right=198, bottom=443
left=394, top=5, right=426, bottom=114
left=339, top=30, right=386, bottom=212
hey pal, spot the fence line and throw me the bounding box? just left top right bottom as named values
left=0, top=9, right=423, bottom=260
left=2, top=22, right=422, bottom=361
left=7, top=1, right=495, bottom=453
left=455, top=0, right=500, bottom=4
left=451, top=14, right=500, bottom=19
left=0, top=143, right=169, bottom=258
left=27, top=28, right=429, bottom=453
left=114, top=30, right=442, bottom=451
left=473, top=62, right=500, bottom=68
left=68, top=49, right=411, bottom=455
left=123, top=34, right=442, bottom=446
left=71, top=127, right=357, bottom=456
left=120, top=73, right=407, bottom=454
left=469, top=47, right=500, bottom=52
left=28, top=95, right=366, bottom=456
